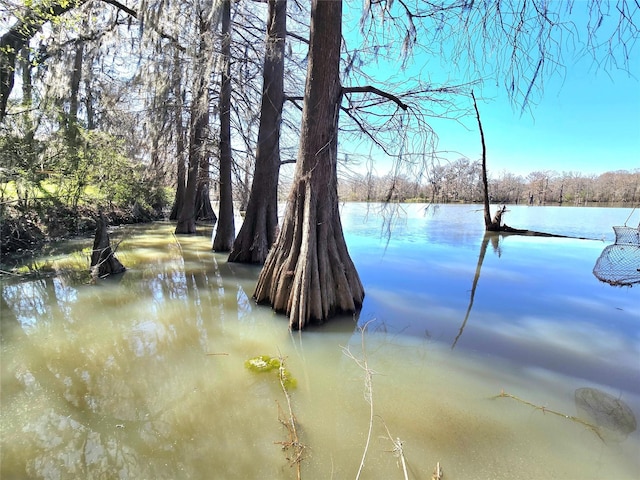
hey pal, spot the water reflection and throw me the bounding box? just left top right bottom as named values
left=1, top=224, right=269, bottom=479
left=2, top=210, right=640, bottom=479
left=452, top=232, right=500, bottom=349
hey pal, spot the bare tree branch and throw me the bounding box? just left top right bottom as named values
left=99, top=0, right=137, bottom=18
left=286, top=30, right=309, bottom=44
left=342, top=85, right=409, bottom=110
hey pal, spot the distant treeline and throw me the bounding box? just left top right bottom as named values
left=338, top=158, right=640, bottom=205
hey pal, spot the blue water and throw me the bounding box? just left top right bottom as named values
left=342, top=203, right=640, bottom=395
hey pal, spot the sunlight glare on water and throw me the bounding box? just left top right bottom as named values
left=2, top=205, right=639, bottom=479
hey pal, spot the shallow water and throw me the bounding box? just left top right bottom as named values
left=1, top=203, right=639, bottom=479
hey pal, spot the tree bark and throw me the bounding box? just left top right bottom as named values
left=195, top=176, right=217, bottom=222
left=170, top=50, right=186, bottom=221
left=169, top=135, right=187, bottom=221
left=193, top=28, right=215, bottom=224
left=228, top=0, right=286, bottom=264
left=175, top=16, right=210, bottom=234
left=69, top=40, right=84, bottom=127
left=195, top=144, right=216, bottom=222
left=471, top=91, right=497, bottom=231
left=254, top=0, right=364, bottom=330
left=174, top=100, right=203, bottom=234
left=212, top=0, right=235, bottom=251
left=90, top=214, right=125, bottom=278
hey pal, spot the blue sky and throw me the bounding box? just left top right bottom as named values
left=342, top=2, right=640, bottom=179
left=435, top=58, right=640, bottom=178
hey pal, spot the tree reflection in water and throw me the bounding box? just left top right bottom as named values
left=452, top=232, right=501, bottom=349
left=0, top=226, right=263, bottom=479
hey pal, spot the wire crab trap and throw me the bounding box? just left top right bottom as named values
left=612, top=225, right=640, bottom=246
left=593, top=209, right=640, bottom=286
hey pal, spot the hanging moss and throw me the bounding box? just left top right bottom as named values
left=244, top=355, right=297, bottom=389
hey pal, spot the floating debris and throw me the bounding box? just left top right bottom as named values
left=574, top=388, right=637, bottom=442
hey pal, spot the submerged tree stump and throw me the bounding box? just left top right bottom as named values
left=90, top=214, right=125, bottom=279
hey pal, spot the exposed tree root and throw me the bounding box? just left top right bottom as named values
left=254, top=179, right=364, bottom=329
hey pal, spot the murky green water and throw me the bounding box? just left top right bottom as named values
left=2, top=204, right=639, bottom=479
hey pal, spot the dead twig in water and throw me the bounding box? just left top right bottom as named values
left=341, top=321, right=377, bottom=480
left=492, top=389, right=604, bottom=441
left=431, top=461, right=443, bottom=480
left=379, top=418, right=409, bottom=480
left=345, top=327, right=443, bottom=480
left=344, top=324, right=444, bottom=479
left=274, top=356, right=305, bottom=480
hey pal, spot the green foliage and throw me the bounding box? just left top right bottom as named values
left=244, top=355, right=297, bottom=390
left=0, top=130, right=45, bottom=210
left=1, top=118, right=168, bottom=215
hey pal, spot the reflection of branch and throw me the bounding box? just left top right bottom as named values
left=452, top=233, right=491, bottom=349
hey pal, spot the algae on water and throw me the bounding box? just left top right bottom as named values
left=244, top=355, right=297, bottom=389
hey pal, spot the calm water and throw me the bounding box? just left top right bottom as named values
left=1, top=203, right=639, bottom=479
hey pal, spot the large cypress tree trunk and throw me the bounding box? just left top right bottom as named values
left=254, top=0, right=364, bottom=330
left=212, top=0, right=235, bottom=251
left=195, top=152, right=217, bottom=222
left=194, top=36, right=216, bottom=224
left=194, top=82, right=216, bottom=223
left=169, top=128, right=186, bottom=220
left=174, top=94, right=203, bottom=234
left=170, top=50, right=186, bottom=221
left=175, top=16, right=210, bottom=234
left=228, top=0, right=286, bottom=264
